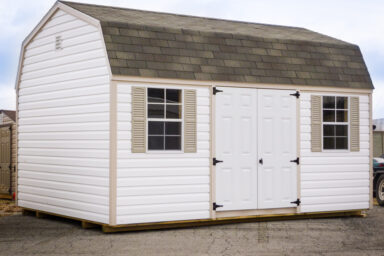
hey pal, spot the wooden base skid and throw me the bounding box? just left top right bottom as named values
left=21, top=208, right=366, bottom=233
left=22, top=208, right=103, bottom=231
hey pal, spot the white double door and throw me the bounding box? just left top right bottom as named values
left=215, top=87, right=297, bottom=211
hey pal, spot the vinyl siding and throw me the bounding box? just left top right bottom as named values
left=300, top=92, right=370, bottom=212
left=116, top=82, right=210, bottom=225
left=17, top=9, right=110, bottom=223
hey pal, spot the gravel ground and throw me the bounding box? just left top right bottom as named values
left=0, top=205, right=383, bottom=256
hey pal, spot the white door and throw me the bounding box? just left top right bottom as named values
left=215, top=87, right=298, bottom=211
left=215, top=87, right=258, bottom=211
left=257, top=89, right=297, bottom=209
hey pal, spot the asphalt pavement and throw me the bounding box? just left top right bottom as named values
left=1, top=206, right=384, bottom=255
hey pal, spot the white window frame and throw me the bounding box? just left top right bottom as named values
left=146, top=87, right=184, bottom=152
left=322, top=95, right=350, bottom=151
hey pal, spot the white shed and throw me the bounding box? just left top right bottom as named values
left=15, top=1, right=374, bottom=231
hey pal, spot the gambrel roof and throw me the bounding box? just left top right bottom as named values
left=61, top=1, right=373, bottom=89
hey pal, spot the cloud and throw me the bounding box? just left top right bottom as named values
left=0, top=0, right=54, bottom=100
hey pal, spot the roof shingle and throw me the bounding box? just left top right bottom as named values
left=61, top=1, right=373, bottom=89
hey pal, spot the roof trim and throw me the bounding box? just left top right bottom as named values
left=14, top=1, right=101, bottom=91
left=111, top=74, right=373, bottom=94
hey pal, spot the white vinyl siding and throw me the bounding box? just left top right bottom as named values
left=17, top=9, right=110, bottom=223
left=300, top=92, right=370, bottom=213
left=116, top=82, right=210, bottom=225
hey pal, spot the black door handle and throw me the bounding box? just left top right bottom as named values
left=290, top=157, right=300, bottom=165
left=213, top=158, right=223, bottom=166
left=259, top=158, right=263, bottom=165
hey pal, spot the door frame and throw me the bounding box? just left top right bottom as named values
left=210, top=86, right=301, bottom=219
left=0, top=123, right=13, bottom=197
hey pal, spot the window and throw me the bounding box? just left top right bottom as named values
left=322, top=96, right=349, bottom=150
left=147, top=88, right=182, bottom=150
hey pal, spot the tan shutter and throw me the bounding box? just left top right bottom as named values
left=311, top=95, right=322, bottom=152
left=184, top=89, right=197, bottom=153
left=131, top=87, right=146, bottom=153
left=350, top=97, right=360, bottom=151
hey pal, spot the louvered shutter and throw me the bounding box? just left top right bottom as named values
left=350, top=97, right=360, bottom=151
left=131, top=87, right=146, bottom=153
left=311, top=95, right=322, bottom=152
left=184, top=89, right=197, bottom=153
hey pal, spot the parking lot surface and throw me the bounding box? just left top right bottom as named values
left=0, top=206, right=384, bottom=256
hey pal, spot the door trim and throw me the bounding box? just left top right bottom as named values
left=210, top=85, right=215, bottom=218
left=296, top=90, right=301, bottom=213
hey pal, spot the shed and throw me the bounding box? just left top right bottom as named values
left=373, top=119, right=384, bottom=157
left=15, top=1, right=374, bottom=230
left=0, top=110, right=17, bottom=199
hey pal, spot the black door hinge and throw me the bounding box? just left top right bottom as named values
left=213, top=202, right=223, bottom=210
left=213, top=87, right=223, bottom=95
left=290, top=91, right=300, bottom=98
left=290, top=198, right=301, bottom=206
left=213, top=157, right=223, bottom=165
left=290, top=157, right=300, bottom=165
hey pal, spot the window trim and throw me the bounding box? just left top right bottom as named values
left=146, top=87, right=184, bottom=152
left=321, top=95, right=350, bottom=151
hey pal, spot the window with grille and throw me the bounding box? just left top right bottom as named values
left=322, top=96, right=349, bottom=150
left=147, top=88, right=182, bottom=151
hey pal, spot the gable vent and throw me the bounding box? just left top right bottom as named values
left=55, top=35, right=62, bottom=50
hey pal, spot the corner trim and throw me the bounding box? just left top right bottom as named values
left=369, top=93, right=373, bottom=209
left=109, top=81, right=117, bottom=225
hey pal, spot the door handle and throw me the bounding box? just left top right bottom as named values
left=290, top=157, right=300, bottom=165
left=259, top=158, right=263, bottom=165
left=213, top=158, right=223, bottom=166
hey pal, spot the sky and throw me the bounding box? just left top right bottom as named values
left=0, top=0, right=383, bottom=117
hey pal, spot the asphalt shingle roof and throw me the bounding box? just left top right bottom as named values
left=62, top=1, right=373, bottom=89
